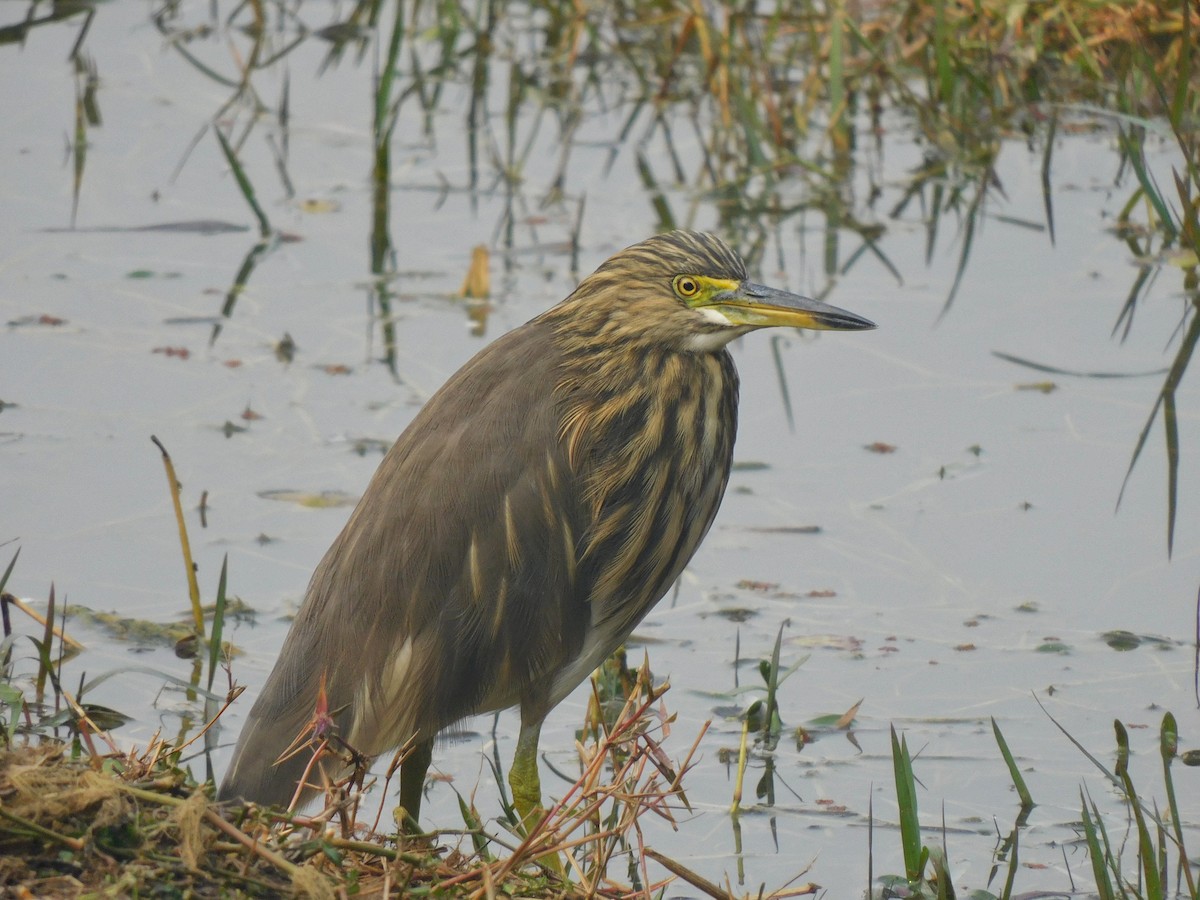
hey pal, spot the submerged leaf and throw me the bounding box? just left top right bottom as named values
left=257, top=489, right=359, bottom=508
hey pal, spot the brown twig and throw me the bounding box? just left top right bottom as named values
left=151, top=435, right=204, bottom=636
left=644, top=847, right=730, bottom=899
left=2, top=592, right=85, bottom=652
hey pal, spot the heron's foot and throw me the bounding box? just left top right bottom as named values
left=393, top=804, right=422, bottom=835
left=507, top=748, right=545, bottom=833
left=507, top=737, right=565, bottom=876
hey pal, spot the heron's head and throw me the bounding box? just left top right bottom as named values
left=561, top=230, right=875, bottom=352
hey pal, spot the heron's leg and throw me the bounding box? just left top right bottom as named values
left=398, top=737, right=434, bottom=833
left=509, top=702, right=567, bottom=875
left=508, top=713, right=544, bottom=829
left=511, top=679, right=558, bottom=829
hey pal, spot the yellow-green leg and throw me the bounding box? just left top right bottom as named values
left=508, top=717, right=545, bottom=829
left=509, top=705, right=564, bottom=875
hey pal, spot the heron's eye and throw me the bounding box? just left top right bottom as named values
left=674, top=276, right=701, bottom=298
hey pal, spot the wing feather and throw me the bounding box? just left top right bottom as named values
left=219, top=321, right=587, bottom=805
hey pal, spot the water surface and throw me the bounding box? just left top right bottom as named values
left=1, top=3, right=1197, bottom=896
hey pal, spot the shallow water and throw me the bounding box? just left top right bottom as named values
left=2, top=3, right=1198, bottom=896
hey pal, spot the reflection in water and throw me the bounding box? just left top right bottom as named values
left=69, top=0, right=1191, bottom=546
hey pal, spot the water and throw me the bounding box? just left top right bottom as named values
left=2, top=3, right=1197, bottom=896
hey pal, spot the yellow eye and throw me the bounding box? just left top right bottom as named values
left=674, top=275, right=700, bottom=297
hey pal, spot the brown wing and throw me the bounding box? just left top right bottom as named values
left=218, top=320, right=590, bottom=806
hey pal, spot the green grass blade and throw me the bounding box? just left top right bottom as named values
left=1118, top=309, right=1200, bottom=556
left=828, top=0, right=845, bottom=139
left=1080, top=787, right=1117, bottom=900
left=1169, top=0, right=1193, bottom=129
left=1174, top=169, right=1200, bottom=260
left=1162, top=388, right=1179, bottom=557
left=936, top=170, right=987, bottom=320
left=634, top=151, right=675, bottom=232
left=35, top=584, right=56, bottom=705
left=71, top=75, right=87, bottom=229
left=1000, top=821, right=1019, bottom=898
left=1160, top=712, right=1198, bottom=897
left=454, top=787, right=493, bottom=860
left=761, top=620, right=785, bottom=745
left=1114, top=720, right=1162, bottom=898
left=0, top=548, right=19, bottom=596
left=1117, top=126, right=1177, bottom=241
left=1041, top=109, right=1057, bottom=246
left=1057, top=3, right=1103, bottom=79
left=991, top=717, right=1034, bottom=809
left=374, top=0, right=406, bottom=141
left=214, top=126, right=271, bottom=238
left=929, top=842, right=952, bottom=900
left=206, top=555, right=228, bottom=695
left=868, top=783, right=874, bottom=897
left=1033, top=693, right=1120, bottom=788
left=932, top=0, right=954, bottom=104
left=839, top=230, right=904, bottom=286
left=1113, top=719, right=1130, bottom=779
left=770, top=335, right=795, bottom=433
left=891, top=725, right=923, bottom=882
left=0, top=677, right=21, bottom=744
